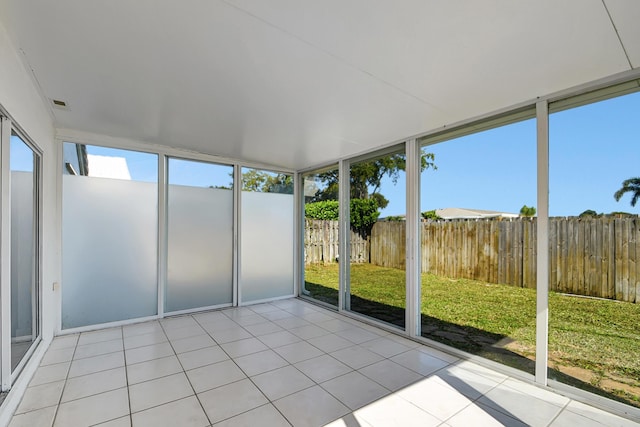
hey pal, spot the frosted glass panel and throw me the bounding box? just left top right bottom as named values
left=10, top=131, right=39, bottom=372
left=241, top=191, right=294, bottom=302
left=11, top=172, right=34, bottom=340
left=62, top=175, right=158, bottom=328
left=166, top=158, right=233, bottom=312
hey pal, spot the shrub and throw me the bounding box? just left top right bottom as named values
left=382, top=215, right=406, bottom=222
left=579, top=209, right=600, bottom=218
left=305, top=199, right=380, bottom=235
left=305, top=200, right=339, bottom=220
left=519, top=205, right=536, bottom=217
left=349, top=198, right=380, bottom=233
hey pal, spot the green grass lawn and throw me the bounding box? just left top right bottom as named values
left=304, top=262, right=640, bottom=407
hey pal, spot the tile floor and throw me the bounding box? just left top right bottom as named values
left=7, top=298, right=640, bottom=427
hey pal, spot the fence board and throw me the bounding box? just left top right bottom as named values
left=601, top=218, right=609, bottom=298
left=522, top=220, right=534, bottom=288
left=592, top=219, right=601, bottom=298
left=622, top=219, right=630, bottom=302
left=549, top=219, right=558, bottom=290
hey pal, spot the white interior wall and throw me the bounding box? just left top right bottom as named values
left=0, top=19, right=57, bottom=425
left=0, top=20, right=55, bottom=343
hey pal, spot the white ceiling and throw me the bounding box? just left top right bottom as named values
left=0, top=0, right=638, bottom=170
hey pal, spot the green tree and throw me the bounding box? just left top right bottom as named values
left=421, top=210, right=442, bottom=220
left=312, top=150, right=436, bottom=209
left=349, top=199, right=380, bottom=233
left=241, top=170, right=293, bottom=194
left=613, top=177, right=640, bottom=207
left=263, top=173, right=293, bottom=194
left=519, top=205, right=536, bottom=217
left=304, top=199, right=380, bottom=234
left=241, top=169, right=267, bottom=191
left=579, top=209, right=600, bottom=218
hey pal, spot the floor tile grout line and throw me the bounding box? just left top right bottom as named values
left=254, top=364, right=318, bottom=401
left=23, top=360, right=72, bottom=387
left=50, top=386, right=132, bottom=408
left=392, top=380, right=469, bottom=425
left=48, top=331, right=80, bottom=427
left=117, top=325, right=135, bottom=427
left=436, top=384, right=495, bottom=426
left=314, top=368, right=393, bottom=411
left=192, top=309, right=256, bottom=349
left=123, top=335, right=170, bottom=352
left=158, top=314, right=214, bottom=427
left=438, top=375, right=529, bottom=426
left=68, top=341, right=125, bottom=362
left=545, top=399, right=572, bottom=427
left=208, top=402, right=294, bottom=427
left=498, top=377, right=571, bottom=410
left=75, top=336, right=124, bottom=348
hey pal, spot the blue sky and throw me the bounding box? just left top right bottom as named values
left=379, top=91, right=640, bottom=218
left=10, top=134, right=35, bottom=172
left=33, top=90, right=639, bottom=218
left=168, top=158, right=232, bottom=188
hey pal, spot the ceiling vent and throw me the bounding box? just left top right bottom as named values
left=51, top=99, right=70, bottom=110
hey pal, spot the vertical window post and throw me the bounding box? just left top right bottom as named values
left=535, top=100, right=550, bottom=385
left=406, top=139, right=421, bottom=337
left=339, top=159, right=349, bottom=312
left=0, top=117, right=12, bottom=390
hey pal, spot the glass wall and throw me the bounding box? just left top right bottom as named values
left=240, top=168, right=294, bottom=303
left=62, top=143, right=158, bottom=329
left=9, top=131, right=39, bottom=372
left=166, top=158, right=234, bottom=312
left=419, top=116, right=537, bottom=374
left=548, top=89, right=640, bottom=407
left=302, top=167, right=339, bottom=308
left=348, top=148, right=406, bottom=328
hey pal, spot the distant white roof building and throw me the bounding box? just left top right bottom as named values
left=87, top=154, right=132, bottom=180
left=435, top=208, right=519, bottom=220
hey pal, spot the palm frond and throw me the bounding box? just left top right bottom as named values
left=614, top=176, right=640, bottom=206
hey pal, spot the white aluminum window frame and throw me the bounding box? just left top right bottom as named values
left=0, top=115, right=43, bottom=390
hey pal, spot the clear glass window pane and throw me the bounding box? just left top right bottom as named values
left=348, top=149, right=406, bottom=329
left=10, top=131, right=38, bottom=372
left=302, top=167, right=339, bottom=307
left=166, top=158, right=233, bottom=312
left=62, top=143, right=158, bottom=328
left=420, top=118, right=537, bottom=375
left=549, top=91, right=640, bottom=407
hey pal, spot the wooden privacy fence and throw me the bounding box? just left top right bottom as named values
left=304, top=217, right=640, bottom=303
left=304, top=219, right=369, bottom=264
left=420, top=219, right=537, bottom=290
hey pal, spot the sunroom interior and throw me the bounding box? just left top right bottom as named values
left=1, top=1, right=640, bottom=426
